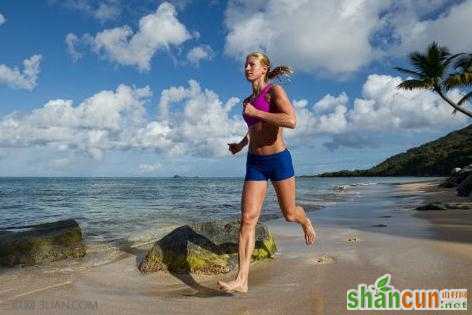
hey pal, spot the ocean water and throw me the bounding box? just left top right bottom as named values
left=0, top=176, right=438, bottom=247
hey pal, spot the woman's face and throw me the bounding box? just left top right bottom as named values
left=245, top=56, right=267, bottom=82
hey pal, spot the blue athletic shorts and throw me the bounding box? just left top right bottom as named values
left=245, top=148, right=295, bottom=181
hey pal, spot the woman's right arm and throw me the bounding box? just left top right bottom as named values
left=238, top=131, right=249, bottom=148
left=228, top=131, right=249, bottom=154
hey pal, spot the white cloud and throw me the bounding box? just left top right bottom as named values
left=348, top=74, right=468, bottom=131
left=2, top=73, right=467, bottom=162
left=186, top=45, right=214, bottom=65
left=51, top=0, right=121, bottom=22
left=0, top=84, right=151, bottom=159
left=65, top=33, right=82, bottom=62
left=73, top=2, right=193, bottom=71
left=285, top=74, right=470, bottom=150
left=285, top=94, right=349, bottom=142
left=314, top=93, right=349, bottom=115
left=0, top=12, right=5, bottom=26
left=146, top=79, right=243, bottom=157
left=0, top=55, right=42, bottom=90
left=94, top=0, right=121, bottom=21
left=223, top=1, right=472, bottom=76
left=387, top=0, right=472, bottom=54
left=224, top=0, right=391, bottom=75
left=0, top=80, right=244, bottom=160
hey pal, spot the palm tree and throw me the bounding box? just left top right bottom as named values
left=446, top=54, right=472, bottom=110
left=394, top=42, right=472, bottom=118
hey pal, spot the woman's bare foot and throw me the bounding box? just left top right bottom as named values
left=302, top=218, right=316, bottom=245
left=217, top=279, right=248, bottom=293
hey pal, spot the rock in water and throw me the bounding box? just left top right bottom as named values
left=0, top=219, right=87, bottom=267
left=138, top=220, right=277, bottom=275
left=457, top=174, right=472, bottom=197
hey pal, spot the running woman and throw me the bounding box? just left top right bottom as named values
left=217, top=52, right=316, bottom=293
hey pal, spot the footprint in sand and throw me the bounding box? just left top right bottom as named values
left=313, top=254, right=336, bottom=264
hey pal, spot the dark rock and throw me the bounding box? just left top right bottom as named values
left=0, top=219, right=87, bottom=267
left=138, top=220, right=277, bottom=275
left=415, top=202, right=448, bottom=211
left=457, top=174, right=472, bottom=197
left=440, top=164, right=472, bottom=188
left=439, top=177, right=459, bottom=188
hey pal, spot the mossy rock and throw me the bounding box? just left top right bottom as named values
left=138, top=220, right=277, bottom=275
left=0, top=219, right=87, bottom=267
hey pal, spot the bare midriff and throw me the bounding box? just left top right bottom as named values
left=248, top=121, right=287, bottom=155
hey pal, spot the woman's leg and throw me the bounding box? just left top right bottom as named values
left=272, top=176, right=316, bottom=245
left=217, top=180, right=268, bottom=293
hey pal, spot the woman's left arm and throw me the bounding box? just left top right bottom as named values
left=245, top=85, right=296, bottom=129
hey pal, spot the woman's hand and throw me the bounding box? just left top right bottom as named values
left=227, top=142, right=243, bottom=155
left=243, top=101, right=258, bottom=117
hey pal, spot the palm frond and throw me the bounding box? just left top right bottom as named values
left=397, top=79, right=431, bottom=90
left=428, top=41, right=450, bottom=61
left=444, top=53, right=464, bottom=67
left=446, top=72, right=472, bottom=89
left=409, top=52, right=429, bottom=74
left=458, top=91, right=472, bottom=106
left=407, top=42, right=452, bottom=79
left=393, top=67, right=423, bottom=78
left=453, top=54, right=472, bottom=70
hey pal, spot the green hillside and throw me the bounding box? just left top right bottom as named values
left=318, top=124, right=472, bottom=177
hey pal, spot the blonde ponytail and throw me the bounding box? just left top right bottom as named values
left=267, top=65, right=294, bottom=81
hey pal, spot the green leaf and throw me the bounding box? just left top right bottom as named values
left=376, top=274, right=390, bottom=288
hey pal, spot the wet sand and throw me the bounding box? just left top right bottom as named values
left=0, top=178, right=471, bottom=314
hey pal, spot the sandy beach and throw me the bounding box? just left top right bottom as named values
left=1, top=178, right=471, bottom=315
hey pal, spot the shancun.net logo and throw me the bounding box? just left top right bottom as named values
left=347, top=273, right=467, bottom=311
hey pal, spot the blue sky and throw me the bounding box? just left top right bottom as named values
left=0, top=0, right=470, bottom=177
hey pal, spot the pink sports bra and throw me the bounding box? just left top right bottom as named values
left=242, top=83, right=272, bottom=127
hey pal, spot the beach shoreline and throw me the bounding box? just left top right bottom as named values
left=1, top=177, right=471, bottom=314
